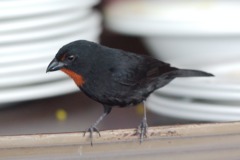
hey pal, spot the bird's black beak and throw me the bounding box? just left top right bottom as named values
left=46, top=58, right=65, bottom=72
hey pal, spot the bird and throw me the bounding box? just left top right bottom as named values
left=46, top=40, right=213, bottom=145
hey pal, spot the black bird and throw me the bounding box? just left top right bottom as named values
left=47, top=40, right=213, bottom=145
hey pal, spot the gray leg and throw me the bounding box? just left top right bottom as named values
left=84, top=105, right=112, bottom=146
left=138, top=102, right=148, bottom=143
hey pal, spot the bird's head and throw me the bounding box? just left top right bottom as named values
left=46, top=40, right=98, bottom=87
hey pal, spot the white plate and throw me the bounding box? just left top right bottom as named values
left=0, top=71, right=67, bottom=89
left=0, top=11, right=101, bottom=45
left=0, top=0, right=99, bottom=19
left=0, top=23, right=101, bottom=58
left=146, top=93, right=240, bottom=122
left=0, top=79, right=78, bottom=104
left=0, top=0, right=99, bottom=9
left=1, top=48, right=62, bottom=65
left=157, top=85, right=240, bottom=102
left=105, top=0, right=240, bottom=36
left=0, top=9, right=91, bottom=33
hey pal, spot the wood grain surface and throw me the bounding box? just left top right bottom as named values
left=1, top=122, right=240, bottom=160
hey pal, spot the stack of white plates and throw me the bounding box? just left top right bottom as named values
left=105, top=0, right=240, bottom=65
left=0, top=0, right=101, bottom=104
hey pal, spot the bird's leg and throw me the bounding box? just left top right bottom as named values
left=84, top=105, right=112, bottom=146
left=137, top=102, right=148, bottom=143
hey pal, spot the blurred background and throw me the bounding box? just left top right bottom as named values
left=1, top=0, right=240, bottom=135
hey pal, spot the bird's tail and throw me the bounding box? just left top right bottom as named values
left=147, top=68, right=213, bottom=92
left=172, top=69, right=214, bottom=78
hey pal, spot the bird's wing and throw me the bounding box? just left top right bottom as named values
left=144, top=56, right=177, bottom=78
left=111, top=53, right=177, bottom=86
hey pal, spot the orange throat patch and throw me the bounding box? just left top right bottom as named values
left=61, top=69, right=85, bottom=87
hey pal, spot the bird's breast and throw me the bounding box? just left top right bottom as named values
left=61, top=68, right=85, bottom=87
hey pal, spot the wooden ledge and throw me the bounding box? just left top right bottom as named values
left=1, top=122, right=240, bottom=159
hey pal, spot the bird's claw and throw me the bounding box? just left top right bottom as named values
left=136, top=119, right=148, bottom=143
left=83, top=126, right=101, bottom=146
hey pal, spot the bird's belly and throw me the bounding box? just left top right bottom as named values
left=81, top=84, right=145, bottom=107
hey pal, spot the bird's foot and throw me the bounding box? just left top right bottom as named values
left=136, top=119, right=148, bottom=143
left=83, top=125, right=101, bottom=146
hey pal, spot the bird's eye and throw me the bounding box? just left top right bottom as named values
left=67, top=55, right=75, bottom=61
